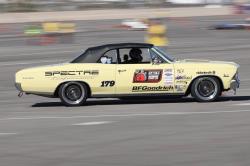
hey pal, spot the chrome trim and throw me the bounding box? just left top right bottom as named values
left=230, top=79, right=240, bottom=95
left=15, top=83, right=23, bottom=91
left=235, top=71, right=240, bottom=86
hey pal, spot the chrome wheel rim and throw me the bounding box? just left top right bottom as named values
left=62, top=82, right=85, bottom=105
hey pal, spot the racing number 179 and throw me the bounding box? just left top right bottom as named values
left=101, top=81, right=115, bottom=87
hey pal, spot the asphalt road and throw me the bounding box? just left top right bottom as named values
left=0, top=16, right=250, bottom=166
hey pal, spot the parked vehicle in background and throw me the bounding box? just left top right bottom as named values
left=167, top=0, right=233, bottom=4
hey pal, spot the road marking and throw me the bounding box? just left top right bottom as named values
left=233, top=103, right=250, bottom=106
left=1, top=110, right=250, bottom=121
left=72, top=121, right=115, bottom=126
left=0, top=133, right=18, bottom=136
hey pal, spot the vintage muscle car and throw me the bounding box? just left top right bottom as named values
left=15, top=43, right=240, bottom=106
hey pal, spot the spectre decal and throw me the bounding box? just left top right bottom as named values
left=45, top=70, right=99, bottom=76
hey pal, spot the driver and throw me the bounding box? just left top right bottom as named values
left=127, top=48, right=143, bottom=64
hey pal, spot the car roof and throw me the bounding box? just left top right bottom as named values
left=87, top=43, right=154, bottom=52
left=71, top=43, right=154, bottom=63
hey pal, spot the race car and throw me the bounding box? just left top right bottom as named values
left=120, top=19, right=148, bottom=30
left=15, top=43, right=240, bottom=106
left=210, top=18, right=250, bottom=30
left=211, top=23, right=250, bottom=30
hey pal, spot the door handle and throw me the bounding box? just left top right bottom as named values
left=118, top=69, right=126, bottom=73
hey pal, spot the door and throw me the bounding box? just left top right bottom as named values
left=116, top=47, right=175, bottom=95
left=90, top=49, right=117, bottom=95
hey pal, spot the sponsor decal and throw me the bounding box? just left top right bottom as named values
left=176, top=80, right=188, bottom=84
left=165, top=73, right=172, bottom=77
left=177, top=69, right=184, bottom=74
left=22, top=77, right=34, bottom=80
left=133, top=69, right=162, bottom=83
left=163, top=69, right=174, bottom=85
left=175, top=75, right=192, bottom=80
left=196, top=71, right=216, bottom=75
left=48, top=76, right=94, bottom=80
left=45, top=70, right=99, bottom=76
left=175, top=85, right=187, bottom=92
left=132, top=86, right=174, bottom=92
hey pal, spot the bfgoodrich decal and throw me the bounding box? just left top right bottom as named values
left=132, top=86, right=174, bottom=92
left=133, top=69, right=162, bottom=83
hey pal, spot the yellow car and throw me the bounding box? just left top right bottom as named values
left=15, top=43, right=240, bottom=106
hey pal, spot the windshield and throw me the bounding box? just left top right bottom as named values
left=153, top=47, right=175, bottom=62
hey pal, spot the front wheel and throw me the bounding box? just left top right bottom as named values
left=59, top=82, right=87, bottom=106
left=191, top=77, right=221, bottom=102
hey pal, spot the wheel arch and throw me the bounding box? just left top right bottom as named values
left=185, top=75, right=224, bottom=96
left=54, top=81, right=92, bottom=98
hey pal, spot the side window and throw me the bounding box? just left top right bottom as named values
left=98, top=49, right=117, bottom=64
left=119, top=48, right=151, bottom=64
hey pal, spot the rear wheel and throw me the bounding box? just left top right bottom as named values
left=191, top=77, right=221, bottom=102
left=59, top=82, right=87, bottom=106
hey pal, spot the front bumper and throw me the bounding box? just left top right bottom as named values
left=15, top=83, right=23, bottom=92
left=230, top=76, right=240, bottom=95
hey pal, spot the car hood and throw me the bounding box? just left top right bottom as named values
left=176, top=59, right=239, bottom=67
left=21, top=63, right=68, bottom=70
left=17, top=63, right=73, bottom=74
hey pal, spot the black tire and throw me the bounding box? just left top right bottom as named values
left=191, top=77, right=221, bottom=102
left=59, top=82, right=87, bottom=106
